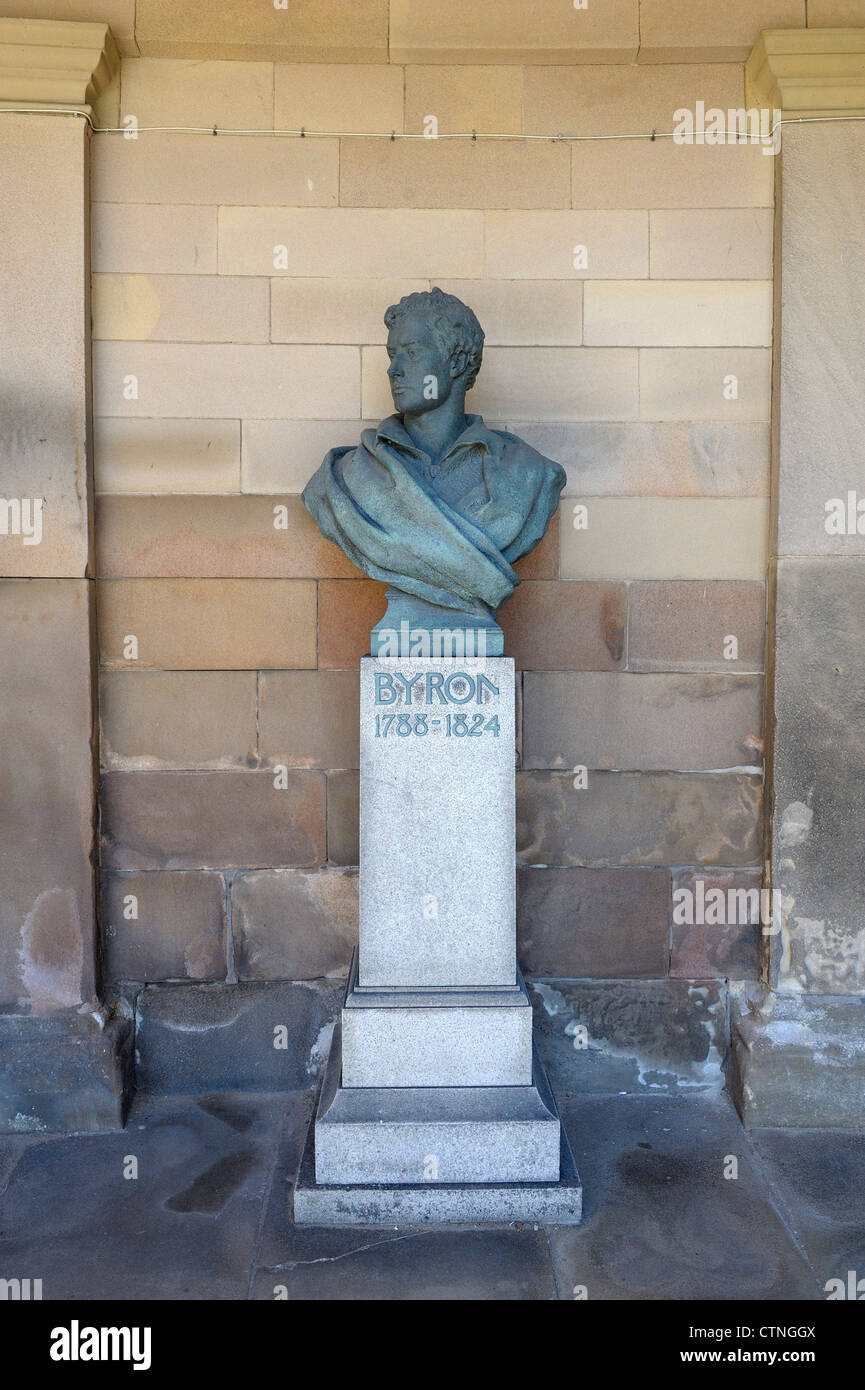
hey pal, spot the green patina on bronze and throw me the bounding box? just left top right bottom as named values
left=302, top=287, right=565, bottom=655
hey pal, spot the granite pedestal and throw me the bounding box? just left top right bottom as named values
left=295, top=656, right=582, bottom=1224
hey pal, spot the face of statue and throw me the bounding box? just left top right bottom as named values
left=386, top=312, right=464, bottom=416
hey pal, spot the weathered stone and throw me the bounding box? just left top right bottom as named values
left=640, top=348, right=771, bottom=423
left=256, top=1218, right=559, bottom=1295
left=749, top=1125, right=865, bottom=1287
left=516, top=770, right=762, bottom=867
left=94, top=342, right=359, bottom=419
left=404, top=65, right=522, bottom=135
left=548, top=1093, right=818, bottom=1301
left=560, top=498, right=769, bottom=579
left=524, top=62, right=743, bottom=135
left=671, top=868, right=763, bottom=980
left=94, top=417, right=241, bottom=494
left=390, top=0, right=638, bottom=63
left=258, top=670, right=360, bottom=770
left=0, top=116, right=89, bottom=578
left=530, top=978, right=726, bottom=1094
left=101, top=871, right=226, bottom=983
left=97, top=578, right=316, bottom=670
left=499, top=581, right=626, bottom=671
left=92, top=131, right=338, bottom=205
left=585, top=280, right=772, bottom=348
left=517, top=866, right=670, bottom=978
left=100, top=771, right=325, bottom=870
left=770, top=558, right=865, bottom=993
left=120, top=55, right=274, bottom=127
left=570, top=139, right=773, bottom=210
left=339, top=138, right=571, bottom=209
left=96, top=495, right=357, bottom=579
left=134, top=980, right=341, bottom=1093
left=650, top=210, right=773, bottom=279
left=0, top=1091, right=308, bottom=1298
left=232, top=868, right=357, bottom=981
left=91, top=272, right=270, bottom=343
left=92, top=203, right=217, bottom=274
left=0, top=1010, right=133, bottom=1134
left=628, top=580, right=766, bottom=672
left=100, top=670, right=257, bottom=769
left=522, top=672, right=763, bottom=771
left=317, top=579, right=387, bottom=668
left=503, top=421, right=769, bottom=496
left=0, top=581, right=97, bottom=1012
left=275, top=62, right=403, bottom=133
left=218, top=207, right=484, bottom=278
left=135, top=0, right=389, bottom=61
left=730, top=984, right=865, bottom=1126
left=326, top=772, right=359, bottom=866
left=776, top=126, right=865, bottom=557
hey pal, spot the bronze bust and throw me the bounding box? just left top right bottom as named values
left=303, top=288, right=565, bottom=655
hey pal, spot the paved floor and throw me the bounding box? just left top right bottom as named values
left=0, top=1086, right=861, bottom=1300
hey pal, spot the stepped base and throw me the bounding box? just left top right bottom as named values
left=342, top=954, right=533, bottom=1088
left=293, top=1021, right=582, bottom=1225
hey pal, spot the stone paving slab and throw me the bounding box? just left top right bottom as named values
left=0, top=1092, right=306, bottom=1300
left=0, top=1087, right=859, bottom=1300
left=549, top=1094, right=821, bottom=1301
left=252, top=1226, right=556, bottom=1301
left=749, top=1128, right=865, bottom=1293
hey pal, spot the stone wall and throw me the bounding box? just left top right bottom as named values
left=88, top=51, right=772, bottom=1089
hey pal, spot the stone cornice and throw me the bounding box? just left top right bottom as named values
left=747, top=28, right=865, bottom=118
left=0, top=18, right=118, bottom=113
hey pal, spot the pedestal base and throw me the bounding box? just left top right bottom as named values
left=294, top=1021, right=582, bottom=1226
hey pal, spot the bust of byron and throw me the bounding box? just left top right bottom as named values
left=302, top=287, right=565, bottom=657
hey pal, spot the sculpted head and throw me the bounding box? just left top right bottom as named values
left=384, top=287, right=484, bottom=417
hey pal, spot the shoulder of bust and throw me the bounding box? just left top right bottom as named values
left=488, top=429, right=565, bottom=480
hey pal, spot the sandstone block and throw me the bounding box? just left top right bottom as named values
left=259, top=670, right=360, bottom=770
left=102, top=870, right=227, bottom=982
left=560, top=498, right=770, bottom=580
left=91, top=203, right=217, bottom=274
left=517, top=866, right=670, bottom=978
left=498, top=581, right=626, bottom=670
left=628, top=580, right=766, bottom=672
left=97, top=578, right=316, bottom=669
left=94, top=418, right=241, bottom=494
left=232, top=868, right=358, bottom=980
left=516, top=770, right=762, bottom=866
left=100, top=770, right=325, bottom=870
left=99, top=670, right=257, bottom=769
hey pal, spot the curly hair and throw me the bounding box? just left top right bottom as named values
left=383, top=287, right=485, bottom=390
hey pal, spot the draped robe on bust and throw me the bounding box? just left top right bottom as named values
left=302, top=413, right=566, bottom=617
